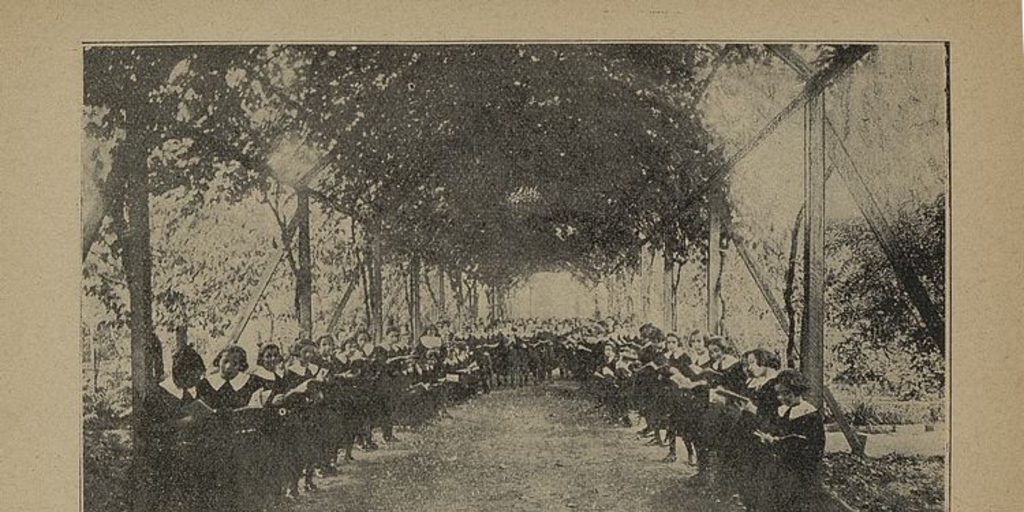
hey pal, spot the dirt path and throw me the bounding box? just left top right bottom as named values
left=283, top=382, right=743, bottom=512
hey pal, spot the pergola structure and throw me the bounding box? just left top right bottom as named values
left=83, top=44, right=946, bottom=510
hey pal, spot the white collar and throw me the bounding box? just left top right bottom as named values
left=714, top=354, right=739, bottom=370
left=289, top=362, right=321, bottom=375
left=778, top=401, right=818, bottom=420
left=158, top=378, right=196, bottom=400
left=206, top=372, right=251, bottom=392
left=746, top=370, right=778, bottom=390
left=252, top=366, right=284, bottom=381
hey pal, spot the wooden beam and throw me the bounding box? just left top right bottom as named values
left=825, top=120, right=945, bottom=353
left=326, top=267, right=362, bottom=336
left=770, top=44, right=945, bottom=354
left=731, top=233, right=789, bottom=331
left=801, top=93, right=827, bottom=409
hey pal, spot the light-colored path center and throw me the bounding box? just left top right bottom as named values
left=285, top=382, right=742, bottom=512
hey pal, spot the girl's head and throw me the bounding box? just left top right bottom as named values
left=665, top=332, right=681, bottom=348
left=774, top=369, right=811, bottom=407
left=639, top=323, right=665, bottom=345
left=257, top=344, right=283, bottom=370
left=386, top=327, right=400, bottom=346
left=171, top=345, right=206, bottom=389
left=688, top=331, right=707, bottom=353
left=743, top=348, right=781, bottom=378
left=355, top=329, right=371, bottom=345
left=704, top=336, right=729, bottom=361
left=212, top=345, right=248, bottom=381
left=603, top=343, right=618, bottom=360
left=292, top=340, right=318, bottom=364
left=317, top=334, right=336, bottom=353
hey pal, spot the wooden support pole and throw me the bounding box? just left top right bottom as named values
left=730, top=231, right=866, bottom=455
left=295, top=190, right=313, bottom=341
left=770, top=44, right=944, bottom=354
left=801, top=93, right=827, bottom=409
left=707, top=194, right=724, bottom=335
left=120, top=137, right=161, bottom=512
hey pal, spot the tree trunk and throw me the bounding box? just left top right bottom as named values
left=663, top=251, right=674, bottom=331
left=468, top=278, right=479, bottom=324
left=295, top=190, right=313, bottom=340
left=120, top=139, right=161, bottom=512
left=437, top=267, right=446, bottom=320
left=370, top=236, right=384, bottom=344
left=408, top=256, right=422, bottom=344
left=638, top=247, right=647, bottom=319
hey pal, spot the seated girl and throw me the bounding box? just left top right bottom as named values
left=251, top=343, right=288, bottom=397
left=756, top=369, right=827, bottom=512
left=196, top=345, right=266, bottom=411
left=140, top=344, right=208, bottom=512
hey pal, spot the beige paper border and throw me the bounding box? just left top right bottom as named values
left=2, top=1, right=1022, bottom=510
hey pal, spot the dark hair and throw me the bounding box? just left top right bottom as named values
left=257, top=344, right=282, bottom=367
left=775, top=369, right=811, bottom=396
left=291, top=340, right=316, bottom=357
left=171, top=345, right=206, bottom=383
left=639, top=323, right=664, bottom=343
left=704, top=336, right=729, bottom=352
left=743, top=348, right=781, bottom=370
left=317, top=334, right=335, bottom=347
left=212, top=345, right=249, bottom=373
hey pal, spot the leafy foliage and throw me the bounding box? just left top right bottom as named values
left=826, top=195, right=945, bottom=398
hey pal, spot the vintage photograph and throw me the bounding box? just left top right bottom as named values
left=81, top=43, right=948, bottom=511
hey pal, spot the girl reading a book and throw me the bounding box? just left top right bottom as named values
left=252, top=343, right=287, bottom=396
left=757, top=369, right=827, bottom=512
left=197, top=345, right=265, bottom=411
left=729, top=348, right=783, bottom=509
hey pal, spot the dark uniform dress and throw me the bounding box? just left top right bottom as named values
left=730, top=375, right=782, bottom=509
left=696, top=355, right=745, bottom=481
left=194, top=372, right=269, bottom=509
left=250, top=367, right=290, bottom=495
left=762, top=401, right=827, bottom=512
left=283, top=362, right=328, bottom=489
left=140, top=379, right=206, bottom=512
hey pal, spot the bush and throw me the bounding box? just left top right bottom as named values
left=83, top=428, right=132, bottom=512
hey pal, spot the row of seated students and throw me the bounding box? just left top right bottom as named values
left=584, top=324, right=827, bottom=512
left=137, top=318, right=825, bottom=512
left=139, top=325, right=499, bottom=512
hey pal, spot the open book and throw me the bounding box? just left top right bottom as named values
left=753, top=430, right=808, bottom=443
left=182, top=398, right=216, bottom=418
left=709, top=387, right=753, bottom=408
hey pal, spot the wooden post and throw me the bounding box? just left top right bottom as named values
left=370, top=236, right=384, bottom=344
left=295, top=190, right=313, bottom=340
left=408, top=256, right=422, bottom=343
left=801, top=93, right=826, bottom=409
left=437, top=267, right=446, bottom=320
left=707, top=194, right=723, bottom=335
left=119, top=138, right=161, bottom=512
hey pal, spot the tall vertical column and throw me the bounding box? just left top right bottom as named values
left=295, top=190, right=313, bottom=341
left=801, top=94, right=826, bottom=409
left=707, top=194, right=723, bottom=335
